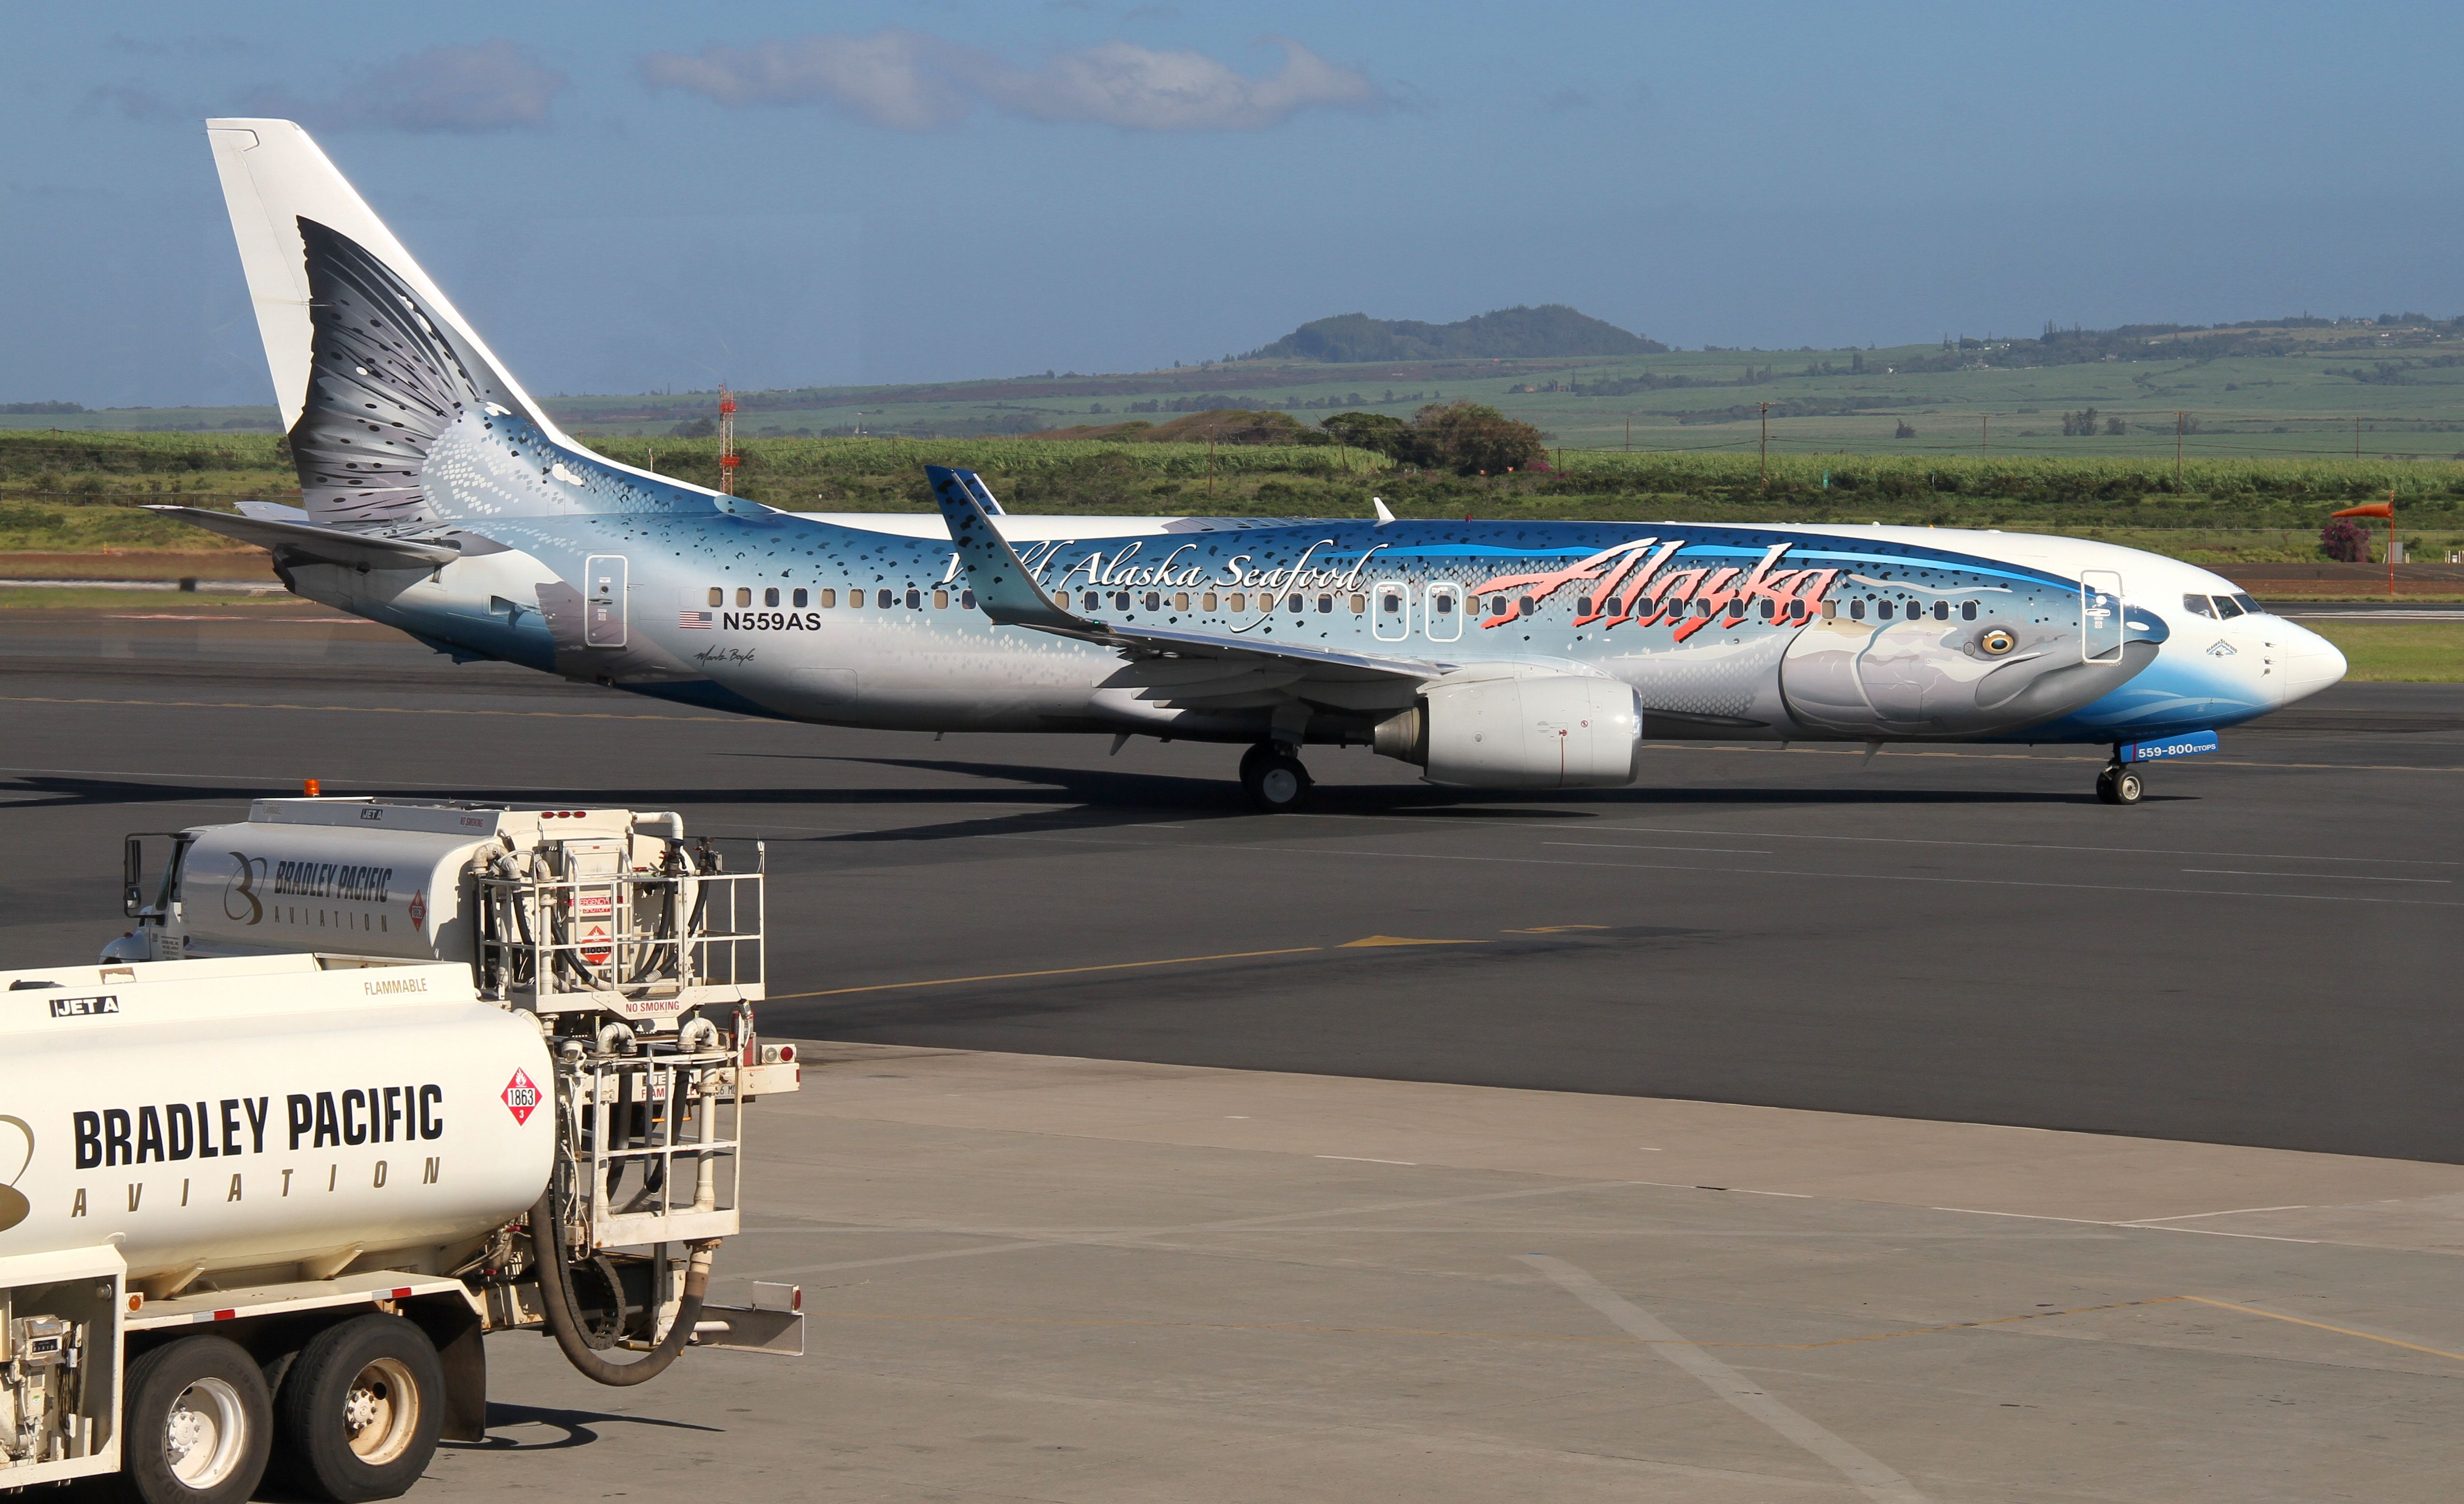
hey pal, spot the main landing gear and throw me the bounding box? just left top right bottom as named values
left=2095, top=761, right=2145, bottom=806
left=1240, top=741, right=1313, bottom=813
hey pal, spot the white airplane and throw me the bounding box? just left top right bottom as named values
left=166, top=119, right=2345, bottom=810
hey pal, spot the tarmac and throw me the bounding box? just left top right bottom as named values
left=2, top=606, right=2460, bottom=1500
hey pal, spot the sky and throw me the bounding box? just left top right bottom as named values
left=8, top=1, right=2463, bottom=407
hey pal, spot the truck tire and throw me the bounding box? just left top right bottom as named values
left=114, top=1336, right=273, bottom=1504
left=273, top=1313, right=444, bottom=1503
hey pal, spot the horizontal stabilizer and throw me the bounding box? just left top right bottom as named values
left=149, top=506, right=461, bottom=571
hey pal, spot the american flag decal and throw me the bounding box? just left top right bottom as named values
left=678, top=610, right=714, bottom=630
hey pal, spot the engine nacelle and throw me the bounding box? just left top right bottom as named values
left=1376, top=674, right=1642, bottom=789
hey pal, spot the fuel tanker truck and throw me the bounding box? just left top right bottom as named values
left=1, top=798, right=802, bottom=1503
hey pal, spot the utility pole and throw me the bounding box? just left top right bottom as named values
left=2175, top=411, right=2185, bottom=486
left=1625, top=414, right=1632, bottom=452
left=1979, top=414, right=1988, bottom=457
left=1759, top=402, right=1771, bottom=489
left=1208, top=433, right=1217, bottom=495
left=2355, top=415, right=2361, bottom=460
left=718, top=386, right=738, bottom=497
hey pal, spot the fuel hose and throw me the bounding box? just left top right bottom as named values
left=528, top=1188, right=716, bottom=1386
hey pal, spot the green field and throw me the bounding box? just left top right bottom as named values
left=6, top=430, right=2461, bottom=567
left=11, top=316, right=2464, bottom=466
left=2308, top=622, right=2464, bottom=682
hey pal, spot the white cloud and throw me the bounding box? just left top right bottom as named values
left=238, top=40, right=567, bottom=134
left=637, top=30, right=967, bottom=131
left=640, top=31, right=1383, bottom=133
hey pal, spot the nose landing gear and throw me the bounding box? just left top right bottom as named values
left=2095, top=762, right=2145, bottom=805
left=1239, top=741, right=1313, bottom=813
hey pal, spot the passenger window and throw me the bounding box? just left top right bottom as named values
left=1145, top=592, right=1162, bottom=611
left=1228, top=593, right=1245, bottom=612
left=794, top=588, right=809, bottom=608
left=1789, top=598, right=1808, bottom=620
left=2214, top=595, right=2245, bottom=619
left=818, top=588, right=836, bottom=608
left=707, top=587, right=723, bottom=608
left=933, top=589, right=949, bottom=609
left=1961, top=601, right=1977, bottom=621
left=1434, top=593, right=1454, bottom=614
left=1932, top=600, right=1948, bottom=621
left=1727, top=597, right=1747, bottom=619
left=1758, top=598, right=1774, bottom=620
left=1083, top=591, right=1100, bottom=611
left=879, top=589, right=895, bottom=609
left=1174, top=593, right=1189, bottom=611
left=1576, top=596, right=1593, bottom=616
left=1202, top=592, right=1219, bottom=611
left=1382, top=593, right=1401, bottom=613
left=847, top=587, right=863, bottom=609
left=1286, top=594, right=1304, bottom=613
left=1851, top=600, right=1866, bottom=620
left=960, top=590, right=976, bottom=609
left=1877, top=600, right=1894, bottom=620
left=735, top=588, right=752, bottom=607
left=905, top=589, right=921, bottom=609
left=1349, top=594, right=1365, bottom=614
left=1822, top=601, right=1837, bottom=620
left=764, top=587, right=780, bottom=608
left=1114, top=591, right=1131, bottom=610
left=1316, top=595, right=1333, bottom=613
left=2183, top=593, right=2215, bottom=617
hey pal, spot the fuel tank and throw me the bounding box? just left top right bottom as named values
left=0, top=955, right=551, bottom=1286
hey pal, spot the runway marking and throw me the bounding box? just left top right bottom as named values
left=743, top=1179, right=1650, bottom=1282
left=1503, top=924, right=1612, bottom=933
left=2126, top=1205, right=2308, bottom=1223
left=1575, top=825, right=2464, bottom=868
left=2182, top=1296, right=2464, bottom=1366
left=0, top=694, right=739, bottom=723
left=1547, top=841, right=1776, bottom=854
left=765, top=946, right=1323, bottom=1000
left=2182, top=868, right=2450, bottom=883
left=1338, top=935, right=1482, bottom=948
left=1293, top=812, right=2464, bottom=865
left=1930, top=1205, right=2321, bottom=1244
left=797, top=1294, right=2175, bottom=1351
left=1316, top=1154, right=1419, bottom=1165
left=1523, top=1254, right=1933, bottom=1504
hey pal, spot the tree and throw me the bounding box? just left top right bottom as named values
left=1321, top=411, right=1406, bottom=455
left=1401, top=401, right=1546, bottom=475
left=1894, top=419, right=1917, bottom=439
left=2319, top=519, right=2369, bottom=563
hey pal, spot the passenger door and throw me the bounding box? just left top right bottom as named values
left=585, top=555, right=628, bottom=648
left=2081, top=570, right=2122, bottom=663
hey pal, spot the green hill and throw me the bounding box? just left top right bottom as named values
left=1249, top=305, right=1666, bottom=363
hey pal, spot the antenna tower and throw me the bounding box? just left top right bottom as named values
left=718, top=385, right=739, bottom=496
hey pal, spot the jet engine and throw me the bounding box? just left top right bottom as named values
left=1375, top=674, right=1642, bottom=788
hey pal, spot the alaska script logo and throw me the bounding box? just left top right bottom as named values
left=0, top=1115, right=32, bottom=1232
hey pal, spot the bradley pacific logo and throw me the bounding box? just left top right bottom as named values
left=0, top=1115, right=31, bottom=1232
left=221, top=851, right=397, bottom=926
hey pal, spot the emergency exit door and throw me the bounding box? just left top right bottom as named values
left=585, top=555, right=628, bottom=648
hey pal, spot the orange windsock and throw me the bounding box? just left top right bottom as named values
left=2331, top=500, right=2393, bottom=518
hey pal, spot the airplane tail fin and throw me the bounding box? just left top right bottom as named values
left=205, top=118, right=719, bottom=528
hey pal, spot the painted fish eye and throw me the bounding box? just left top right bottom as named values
left=1977, top=626, right=2017, bottom=656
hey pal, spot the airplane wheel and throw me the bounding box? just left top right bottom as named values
left=2096, top=765, right=2143, bottom=805
left=1242, top=749, right=1312, bottom=813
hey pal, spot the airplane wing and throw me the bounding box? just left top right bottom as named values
left=926, top=467, right=1456, bottom=712
left=150, top=505, right=463, bottom=571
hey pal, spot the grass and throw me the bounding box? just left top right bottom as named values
left=2306, top=622, right=2464, bottom=682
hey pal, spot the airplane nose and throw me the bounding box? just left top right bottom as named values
left=2277, top=623, right=2347, bottom=705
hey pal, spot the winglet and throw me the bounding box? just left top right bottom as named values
left=926, top=466, right=1082, bottom=631
left=1371, top=495, right=1395, bottom=524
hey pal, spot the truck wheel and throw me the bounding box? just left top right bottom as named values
left=115, top=1336, right=272, bottom=1504
left=274, top=1313, right=444, bottom=1503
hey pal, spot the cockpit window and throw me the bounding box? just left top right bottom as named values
left=2213, top=595, right=2245, bottom=620
left=2230, top=593, right=2263, bottom=616
left=2182, top=593, right=2215, bottom=618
